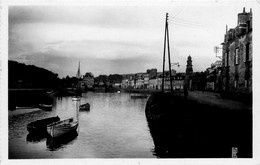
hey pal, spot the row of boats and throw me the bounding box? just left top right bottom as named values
left=27, top=98, right=90, bottom=138
left=27, top=115, right=78, bottom=138
left=26, top=93, right=145, bottom=139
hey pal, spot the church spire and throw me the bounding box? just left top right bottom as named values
left=76, top=62, right=81, bottom=79
left=186, top=55, right=193, bottom=76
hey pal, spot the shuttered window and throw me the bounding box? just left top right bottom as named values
left=235, top=48, right=239, bottom=65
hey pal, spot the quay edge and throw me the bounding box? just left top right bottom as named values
left=145, top=92, right=252, bottom=158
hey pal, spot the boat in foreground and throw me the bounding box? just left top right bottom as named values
left=47, top=118, right=78, bottom=138
left=27, top=116, right=60, bottom=133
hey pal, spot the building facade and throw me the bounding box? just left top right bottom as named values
left=82, top=72, right=94, bottom=89
left=221, top=7, right=252, bottom=94
left=206, top=61, right=222, bottom=91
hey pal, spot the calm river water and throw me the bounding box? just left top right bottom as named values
left=9, top=92, right=156, bottom=158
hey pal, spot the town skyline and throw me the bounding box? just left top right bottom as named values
left=9, top=2, right=256, bottom=78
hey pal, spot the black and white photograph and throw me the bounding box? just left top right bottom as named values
left=1, top=0, right=260, bottom=164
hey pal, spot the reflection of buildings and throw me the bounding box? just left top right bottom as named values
left=221, top=7, right=252, bottom=94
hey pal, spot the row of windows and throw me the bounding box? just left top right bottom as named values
left=234, top=80, right=249, bottom=88
left=224, top=43, right=251, bottom=67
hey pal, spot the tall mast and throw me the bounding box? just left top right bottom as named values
left=166, top=15, right=173, bottom=93
left=161, top=13, right=173, bottom=93
left=161, top=13, right=168, bottom=92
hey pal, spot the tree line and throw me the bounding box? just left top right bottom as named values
left=8, top=60, right=123, bottom=89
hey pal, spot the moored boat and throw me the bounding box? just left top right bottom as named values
left=131, top=95, right=148, bottom=99
left=27, top=116, right=60, bottom=133
left=39, top=104, right=53, bottom=111
left=72, top=96, right=81, bottom=101
left=15, top=106, right=38, bottom=110
left=47, top=118, right=78, bottom=138
left=79, top=103, right=90, bottom=111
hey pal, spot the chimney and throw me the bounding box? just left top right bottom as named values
left=226, top=25, right=228, bottom=33
left=243, top=7, right=245, bottom=13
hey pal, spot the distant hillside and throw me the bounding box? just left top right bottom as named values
left=8, top=60, right=60, bottom=89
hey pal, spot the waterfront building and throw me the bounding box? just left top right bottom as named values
left=143, top=74, right=149, bottom=89
left=205, top=61, right=222, bottom=91
left=82, top=72, right=94, bottom=89
left=136, top=77, right=144, bottom=89
left=172, top=73, right=185, bottom=90
left=148, top=78, right=159, bottom=90
left=221, top=7, right=252, bottom=94
left=121, top=79, right=129, bottom=88
left=130, top=79, right=135, bottom=88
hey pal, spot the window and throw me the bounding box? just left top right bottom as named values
left=245, top=80, right=248, bottom=88
left=245, top=43, right=250, bottom=62
left=225, top=52, right=229, bottom=67
left=235, top=48, right=239, bottom=65
left=234, top=80, right=237, bottom=88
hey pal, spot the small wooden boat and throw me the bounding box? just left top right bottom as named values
left=16, top=106, right=37, bottom=110
left=39, top=104, right=53, bottom=111
left=72, top=96, right=81, bottom=101
left=47, top=118, right=78, bottom=138
left=27, top=116, right=60, bottom=133
left=131, top=95, right=148, bottom=99
left=79, top=103, right=90, bottom=111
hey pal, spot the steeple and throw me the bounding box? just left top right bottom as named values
left=186, top=55, right=193, bottom=76
left=76, top=62, right=81, bottom=79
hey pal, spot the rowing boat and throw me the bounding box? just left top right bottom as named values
left=47, top=118, right=78, bottom=138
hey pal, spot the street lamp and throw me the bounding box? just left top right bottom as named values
left=171, top=62, right=180, bottom=67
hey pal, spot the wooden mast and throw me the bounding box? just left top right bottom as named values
left=162, top=13, right=168, bottom=92
left=166, top=14, right=173, bottom=93
left=162, top=13, right=173, bottom=93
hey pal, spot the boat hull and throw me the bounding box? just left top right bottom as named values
left=27, top=116, right=60, bottom=133
left=131, top=95, right=148, bottom=99
left=79, top=103, right=90, bottom=111
left=47, top=119, right=78, bottom=138
left=39, top=104, right=53, bottom=111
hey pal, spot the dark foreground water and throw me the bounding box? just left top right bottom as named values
left=9, top=92, right=155, bottom=158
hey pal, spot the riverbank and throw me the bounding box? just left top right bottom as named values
left=8, top=89, right=53, bottom=110
left=145, top=91, right=252, bottom=158
left=9, top=108, right=41, bottom=116
left=122, top=88, right=164, bottom=94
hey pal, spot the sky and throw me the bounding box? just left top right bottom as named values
left=8, top=1, right=257, bottom=78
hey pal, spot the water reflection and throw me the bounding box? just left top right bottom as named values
left=26, top=132, right=47, bottom=143
left=46, top=131, right=78, bottom=151
left=10, top=92, right=155, bottom=158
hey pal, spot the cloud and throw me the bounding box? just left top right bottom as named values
left=8, top=6, right=150, bottom=29
left=9, top=4, right=256, bottom=78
